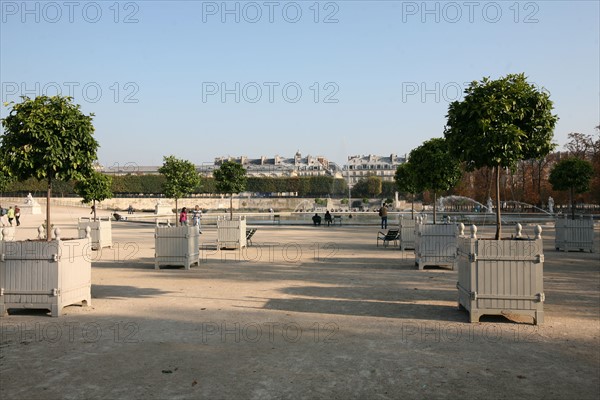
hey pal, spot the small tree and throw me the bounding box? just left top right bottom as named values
left=445, top=73, right=558, bottom=239
left=213, top=161, right=247, bottom=219
left=549, top=157, right=594, bottom=219
left=0, top=96, right=98, bottom=240
left=394, top=162, right=420, bottom=219
left=408, top=138, right=461, bottom=224
left=158, top=155, right=200, bottom=226
left=74, top=172, right=113, bottom=221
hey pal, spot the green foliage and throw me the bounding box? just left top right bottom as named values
left=314, top=198, right=327, bottom=206
left=0, top=171, right=14, bottom=192
left=74, top=172, right=113, bottom=204
left=362, top=197, right=369, bottom=204
left=394, top=162, right=420, bottom=194
left=1, top=95, right=99, bottom=240
left=549, top=157, right=593, bottom=193
left=381, top=181, right=396, bottom=198
left=340, top=198, right=349, bottom=205
left=444, top=74, right=557, bottom=236
left=213, top=161, right=247, bottom=194
left=159, top=155, right=200, bottom=200
left=0, top=96, right=98, bottom=182
left=444, top=73, right=558, bottom=171
left=409, top=138, right=461, bottom=194
left=353, top=176, right=382, bottom=198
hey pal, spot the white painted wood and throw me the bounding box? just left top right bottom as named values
left=78, top=217, right=112, bottom=250
left=217, top=216, right=247, bottom=249
left=398, top=217, right=416, bottom=251
left=457, top=224, right=544, bottom=325
left=414, top=223, right=460, bottom=270
left=154, top=225, right=200, bottom=269
left=0, top=227, right=16, bottom=241
left=0, top=230, right=92, bottom=317
left=555, top=216, right=594, bottom=252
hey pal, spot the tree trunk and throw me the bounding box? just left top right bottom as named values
left=411, top=192, right=415, bottom=220
left=93, top=199, right=97, bottom=221
left=230, top=194, right=233, bottom=220
left=433, top=192, right=437, bottom=224
left=175, top=198, right=179, bottom=226
left=495, top=166, right=502, bottom=240
left=46, top=178, right=52, bottom=241
left=570, top=187, right=575, bottom=220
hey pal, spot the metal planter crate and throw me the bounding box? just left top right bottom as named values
left=398, top=217, right=416, bottom=251
left=555, top=216, right=594, bottom=252
left=0, top=228, right=92, bottom=317
left=78, top=217, right=112, bottom=250
left=457, top=224, right=544, bottom=325
left=155, top=225, right=200, bottom=269
left=414, top=223, right=461, bottom=270
left=217, top=216, right=247, bottom=250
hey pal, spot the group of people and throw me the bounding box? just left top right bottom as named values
left=0, top=205, right=21, bottom=226
left=179, top=205, right=203, bottom=230
left=312, top=210, right=334, bottom=226
left=312, top=205, right=389, bottom=228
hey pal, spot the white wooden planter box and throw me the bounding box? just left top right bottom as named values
left=0, top=228, right=92, bottom=317
left=217, top=216, right=247, bottom=250
left=155, top=225, right=200, bottom=269
left=457, top=224, right=544, bottom=325
left=398, top=217, right=416, bottom=251
left=78, top=217, right=112, bottom=250
left=555, top=216, right=594, bottom=252
left=155, top=205, right=172, bottom=215
left=414, top=223, right=461, bottom=270
left=0, top=227, right=16, bottom=241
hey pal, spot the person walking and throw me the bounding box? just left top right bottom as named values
left=7, top=206, right=15, bottom=226
left=14, top=205, right=21, bottom=226
left=379, top=204, right=388, bottom=229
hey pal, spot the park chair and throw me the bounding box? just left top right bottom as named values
left=246, top=228, right=257, bottom=246
left=377, top=229, right=399, bottom=247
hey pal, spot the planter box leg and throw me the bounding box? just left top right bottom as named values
left=51, top=304, right=61, bottom=317
left=469, top=311, right=480, bottom=323
left=0, top=305, right=6, bottom=317
left=535, top=311, right=544, bottom=325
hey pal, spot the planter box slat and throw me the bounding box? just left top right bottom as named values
left=555, top=217, right=594, bottom=252
left=1, top=235, right=91, bottom=317
left=457, top=226, right=544, bottom=325
left=414, top=223, right=459, bottom=270
left=217, top=217, right=247, bottom=250
left=78, top=218, right=112, bottom=250
left=155, top=226, right=200, bottom=269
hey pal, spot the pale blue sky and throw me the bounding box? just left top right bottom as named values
left=1, top=0, right=599, bottom=168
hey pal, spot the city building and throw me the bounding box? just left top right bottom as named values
left=343, top=154, right=406, bottom=187
left=200, top=151, right=343, bottom=178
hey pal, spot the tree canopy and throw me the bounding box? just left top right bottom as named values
left=213, top=161, right=247, bottom=218
left=0, top=95, right=98, bottom=239
left=408, top=138, right=461, bottom=223
left=444, top=73, right=558, bottom=237
left=158, top=155, right=200, bottom=225
left=549, top=157, right=594, bottom=218
left=74, top=172, right=113, bottom=220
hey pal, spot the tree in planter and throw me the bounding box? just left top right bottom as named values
left=394, top=162, right=420, bottom=219
left=158, top=155, right=200, bottom=226
left=408, top=138, right=462, bottom=224
left=549, top=157, right=593, bottom=219
left=445, top=73, right=558, bottom=239
left=0, top=96, right=98, bottom=241
left=74, top=172, right=113, bottom=221
left=213, top=160, right=247, bottom=220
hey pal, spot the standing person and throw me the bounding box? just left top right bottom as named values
left=14, top=205, right=21, bottom=226
left=379, top=204, right=388, bottom=229
left=191, top=205, right=202, bottom=231
left=179, top=207, right=188, bottom=226
left=7, top=206, right=15, bottom=226
left=128, top=204, right=134, bottom=214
